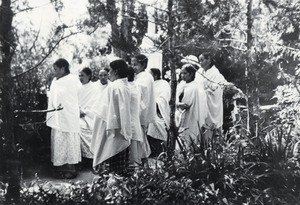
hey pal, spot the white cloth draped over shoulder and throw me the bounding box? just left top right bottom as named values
left=94, top=80, right=110, bottom=93
left=135, top=72, right=156, bottom=126
left=46, top=74, right=81, bottom=166
left=135, top=71, right=155, bottom=158
left=203, top=65, right=228, bottom=129
left=195, top=68, right=206, bottom=90
left=78, top=81, right=98, bottom=129
left=91, top=78, right=132, bottom=167
left=147, top=79, right=171, bottom=141
left=78, top=81, right=99, bottom=158
left=128, top=82, right=143, bottom=142
left=46, top=74, right=81, bottom=133
left=92, top=80, right=110, bottom=109
left=176, top=80, right=207, bottom=145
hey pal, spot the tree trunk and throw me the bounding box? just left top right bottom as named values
left=166, top=0, right=177, bottom=154
left=0, top=0, right=21, bottom=202
left=245, top=0, right=254, bottom=134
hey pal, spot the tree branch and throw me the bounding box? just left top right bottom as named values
left=13, top=30, right=83, bottom=78
left=13, top=2, right=55, bottom=15
left=28, top=28, right=41, bottom=53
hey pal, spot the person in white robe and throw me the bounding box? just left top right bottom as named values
left=199, top=52, right=239, bottom=140
left=91, top=59, right=132, bottom=175
left=78, top=67, right=98, bottom=159
left=127, top=66, right=144, bottom=168
left=46, top=58, right=81, bottom=179
left=131, top=54, right=156, bottom=159
left=181, top=55, right=205, bottom=89
left=176, top=64, right=207, bottom=151
left=94, top=68, right=110, bottom=92
left=147, top=68, right=171, bottom=157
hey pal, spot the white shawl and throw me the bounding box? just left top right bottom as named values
left=93, top=78, right=132, bottom=140
left=176, top=81, right=207, bottom=139
left=147, top=79, right=171, bottom=141
left=135, top=72, right=156, bottom=126
left=91, top=78, right=132, bottom=166
left=46, top=74, right=80, bottom=133
left=78, top=81, right=98, bottom=129
left=204, top=65, right=228, bottom=128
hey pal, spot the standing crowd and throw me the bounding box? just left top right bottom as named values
left=46, top=52, right=239, bottom=179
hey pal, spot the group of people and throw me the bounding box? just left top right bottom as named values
left=175, top=53, right=238, bottom=151
left=45, top=52, right=238, bottom=178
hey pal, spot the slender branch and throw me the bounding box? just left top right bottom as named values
left=277, top=43, right=300, bottom=52
left=121, top=14, right=166, bottom=24
left=13, top=2, right=54, bottom=15
left=14, top=107, right=63, bottom=114
left=217, top=38, right=247, bottom=43
left=28, top=28, right=41, bottom=53
left=13, top=30, right=83, bottom=78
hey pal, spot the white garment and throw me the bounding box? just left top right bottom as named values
left=135, top=72, right=156, bottom=126
left=80, top=128, right=93, bottom=159
left=91, top=78, right=132, bottom=167
left=195, top=68, right=205, bottom=90
left=128, top=82, right=143, bottom=142
left=147, top=79, right=171, bottom=141
left=78, top=81, right=98, bottom=129
left=176, top=80, right=207, bottom=146
left=46, top=74, right=81, bottom=166
left=128, top=82, right=144, bottom=165
left=78, top=81, right=98, bottom=158
left=51, top=129, right=81, bottom=166
left=94, top=80, right=110, bottom=93
left=135, top=71, right=156, bottom=158
left=46, top=74, right=81, bottom=133
left=203, top=65, right=228, bottom=129
left=92, top=80, right=110, bottom=110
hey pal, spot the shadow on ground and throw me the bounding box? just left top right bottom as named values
left=21, top=160, right=98, bottom=186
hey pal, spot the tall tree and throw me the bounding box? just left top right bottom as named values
left=87, top=0, right=148, bottom=57
left=166, top=0, right=177, bottom=152
left=0, top=0, right=21, bottom=202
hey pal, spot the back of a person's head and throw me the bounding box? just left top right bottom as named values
left=127, top=66, right=135, bottom=82
left=54, top=58, right=70, bottom=74
left=150, top=68, right=161, bottom=80
left=133, top=54, right=148, bottom=69
left=110, top=59, right=129, bottom=78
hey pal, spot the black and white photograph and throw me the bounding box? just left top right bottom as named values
left=0, top=0, right=300, bottom=204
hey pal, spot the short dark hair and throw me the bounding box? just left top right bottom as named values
left=150, top=68, right=161, bottom=80
left=127, top=66, right=135, bottom=82
left=81, top=67, right=92, bottom=81
left=200, top=52, right=214, bottom=67
left=133, top=54, right=148, bottom=69
left=182, top=64, right=196, bottom=80
left=110, top=59, right=129, bottom=78
left=53, top=58, right=70, bottom=74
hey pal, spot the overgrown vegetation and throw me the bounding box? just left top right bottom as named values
left=15, top=111, right=300, bottom=204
